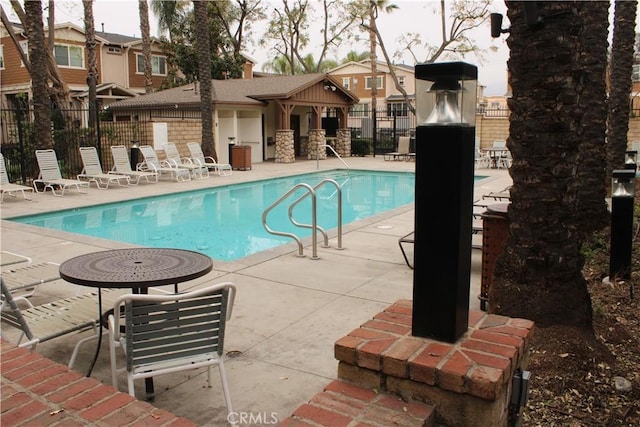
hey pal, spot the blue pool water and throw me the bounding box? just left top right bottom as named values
left=12, top=170, right=421, bottom=261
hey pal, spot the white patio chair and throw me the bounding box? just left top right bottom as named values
left=187, top=142, right=232, bottom=176
left=33, top=149, right=89, bottom=196
left=164, top=143, right=209, bottom=179
left=110, top=145, right=158, bottom=185
left=78, top=146, right=130, bottom=189
left=0, top=153, right=34, bottom=202
left=0, top=262, right=60, bottom=310
left=108, top=282, right=235, bottom=418
left=138, top=145, right=191, bottom=182
left=384, top=136, right=414, bottom=161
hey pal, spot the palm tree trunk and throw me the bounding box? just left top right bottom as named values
left=139, top=0, right=153, bottom=94
left=24, top=0, right=52, bottom=150
left=490, top=1, right=593, bottom=330
left=83, top=0, right=99, bottom=129
left=193, top=0, right=216, bottom=160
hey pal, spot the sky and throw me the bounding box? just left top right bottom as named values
left=2, top=0, right=637, bottom=96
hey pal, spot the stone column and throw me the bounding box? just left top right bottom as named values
left=335, top=129, right=351, bottom=157
left=307, top=129, right=326, bottom=160
left=275, top=129, right=295, bottom=163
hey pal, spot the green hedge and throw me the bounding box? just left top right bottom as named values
left=351, top=138, right=371, bottom=156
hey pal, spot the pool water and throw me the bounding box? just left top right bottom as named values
left=12, top=170, right=419, bottom=261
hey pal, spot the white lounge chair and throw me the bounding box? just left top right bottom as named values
left=0, top=153, right=34, bottom=202
left=110, top=145, right=158, bottom=185
left=108, top=282, right=236, bottom=418
left=187, top=142, right=232, bottom=176
left=138, top=145, right=191, bottom=182
left=78, top=146, right=130, bottom=189
left=1, top=278, right=124, bottom=368
left=384, top=137, right=414, bottom=161
left=164, top=143, right=208, bottom=179
left=0, top=262, right=61, bottom=310
left=34, top=149, right=89, bottom=196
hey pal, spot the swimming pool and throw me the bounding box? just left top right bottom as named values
left=12, top=170, right=419, bottom=261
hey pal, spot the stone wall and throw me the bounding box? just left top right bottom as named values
left=307, top=129, right=326, bottom=160
left=335, top=129, right=352, bottom=157
left=275, top=129, right=295, bottom=163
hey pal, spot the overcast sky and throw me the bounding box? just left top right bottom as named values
left=3, top=0, right=638, bottom=96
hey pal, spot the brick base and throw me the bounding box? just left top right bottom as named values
left=334, top=300, right=534, bottom=426
left=279, top=379, right=435, bottom=426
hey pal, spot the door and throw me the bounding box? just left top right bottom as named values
left=291, top=115, right=301, bottom=157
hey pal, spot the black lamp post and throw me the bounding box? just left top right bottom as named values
left=412, top=62, right=478, bottom=342
left=624, top=150, right=637, bottom=172
left=609, top=169, right=636, bottom=282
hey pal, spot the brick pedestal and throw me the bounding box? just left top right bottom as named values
left=334, top=300, right=534, bottom=426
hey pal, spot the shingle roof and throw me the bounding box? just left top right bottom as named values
left=109, top=73, right=357, bottom=109
left=95, top=31, right=140, bottom=45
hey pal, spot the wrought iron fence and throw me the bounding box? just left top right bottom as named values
left=0, top=107, right=148, bottom=183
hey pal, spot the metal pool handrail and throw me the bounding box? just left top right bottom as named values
left=262, top=183, right=318, bottom=259
left=287, top=179, right=343, bottom=251
left=317, top=144, right=350, bottom=170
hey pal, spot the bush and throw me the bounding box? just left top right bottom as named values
left=351, top=138, right=371, bottom=156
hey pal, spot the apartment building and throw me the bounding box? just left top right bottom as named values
left=0, top=21, right=167, bottom=108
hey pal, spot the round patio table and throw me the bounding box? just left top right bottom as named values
left=59, top=248, right=213, bottom=399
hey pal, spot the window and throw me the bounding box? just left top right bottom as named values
left=0, top=45, right=4, bottom=69
left=398, top=76, right=405, bottom=87
left=19, top=40, right=28, bottom=66
left=349, top=103, right=370, bottom=117
left=136, top=54, right=167, bottom=76
left=365, top=76, right=383, bottom=90
left=54, top=44, right=84, bottom=68
left=633, top=64, right=640, bottom=82
left=387, top=102, right=408, bottom=117
left=342, top=77, right=350, bottom=90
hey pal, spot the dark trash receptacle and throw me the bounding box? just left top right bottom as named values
left=480, top=203, right=510, bottom=311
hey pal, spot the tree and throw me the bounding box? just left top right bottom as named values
left=264, top=0, right=357, bottom=74
left=23, top=0, right=52, bottom=149
left=193, top=0, right=216, bottom=160
left=210, top=0, right=265, bottom=58
left=83, top=0, right=99, bottom=129
left=489, top=2, right=593, bottom=330
left=342, top=50, right=369, bottom=63
left=606, top=0, right=638, bottom=177
left=139, top=0, right=153, bottom=94
left=573, top=1, right=610, bottom=236
left=151, top=0, right=188, bottom=43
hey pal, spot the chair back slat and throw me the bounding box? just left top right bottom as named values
left=138, top=145, right=162, bottom=168
left=35, top=150, right=64, bottom=180
left=187, top=143, right=206, bottom=164
left=164, top=143, right=182, bottom=164
left=0, top=153, right=10, bottom=185
left=124, top=288, right=230, bottom=371
left=111, top=146, right=134, bottom=173
left=397, top=137, right=410, bottom=154
left=79, top=147, right=104, bottom=175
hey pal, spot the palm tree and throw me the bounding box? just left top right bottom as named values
left=150, top=0, right=187, bottom=43
left=24, top=0, right=52, bottom=149
left=193, top=0, right=216, bottom=160
left=139, top=0, right=153, bottom=94
left=342, top=50, right=369, bottom=63
left=606, top=0, right=638, bottom=176
left=573, top=1, right=610, bottom=236
left=83, top=0, right=99, bottom=129
left=490, top=2, right=593, bottom=330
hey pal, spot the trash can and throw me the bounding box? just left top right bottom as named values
left=231, top=145, right=251, bottom=170
left=480, top=203, right=510, bottom=311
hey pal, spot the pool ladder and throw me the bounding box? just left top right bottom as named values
left=262, top=178, right=344, bottom=259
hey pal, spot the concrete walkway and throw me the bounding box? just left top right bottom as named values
left=0, top=156, right=511, bottom=426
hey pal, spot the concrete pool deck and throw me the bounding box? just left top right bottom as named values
left=0, top=156, right=512, bottom=426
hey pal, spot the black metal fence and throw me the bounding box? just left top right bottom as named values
left=1, top=107, right=148, bottom=183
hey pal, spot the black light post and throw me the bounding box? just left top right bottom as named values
left=609, top=169, right=636, bottom=282
left=624, top=150, right=637, bottom=172
left=130, top=141, right=139, bottom=170
left=412, top=62, right=477, bottom=342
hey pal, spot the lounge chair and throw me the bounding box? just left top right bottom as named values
left=0, top=153, right=34, bottom=202
left=0, top=251, right=31, bottom=268
left=78, top=146, right=130, bottom=189
left=164, top=143, right=208, bottom=179
left=107, top=282, right=236, bottom=418
left=384, top=136, right=414, bottom=161
left=33, top=149, right=89, bottom=196
left=0, top=262, right=61, bottom=310
left=110, top=145, right=158, bottom=185
left=187, top=142, right=232, bottom=176
left=398, top=231, right=414, bottom=269
left=0, top=278, right=124, bottom=368
left=138, top=145, right=191, bottom=182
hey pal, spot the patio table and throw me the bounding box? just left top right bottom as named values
left=59, top=248, right=213, bottom=400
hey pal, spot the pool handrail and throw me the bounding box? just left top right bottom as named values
left=262, top=183, right=318, bottom=259
left=287, top=179, right=343, bottom=251
left=317, top=145, right=350, bottom=170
